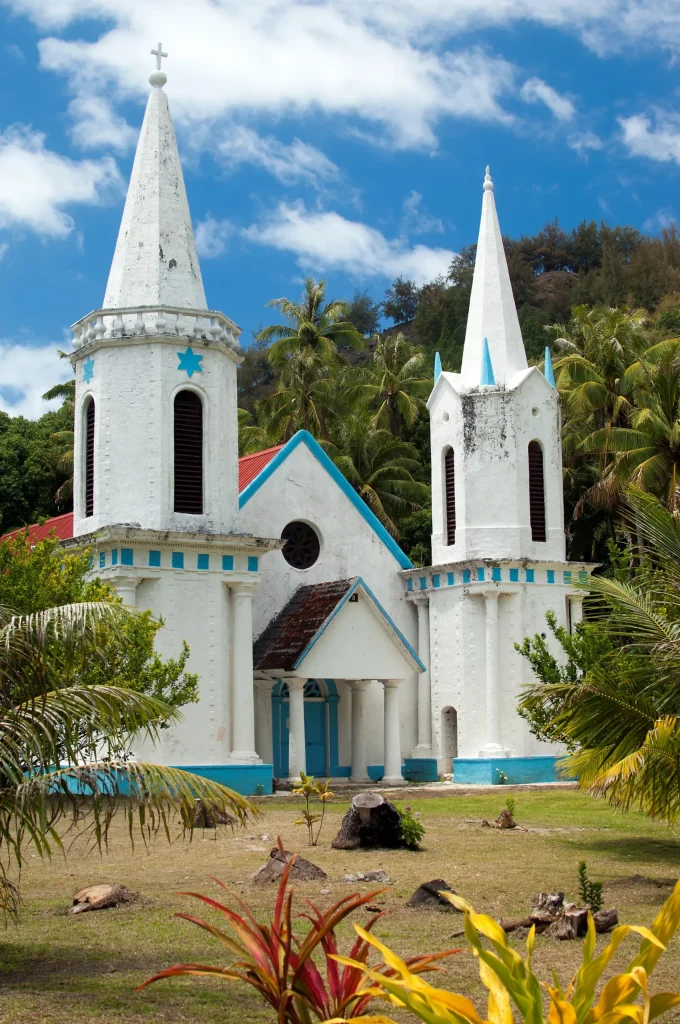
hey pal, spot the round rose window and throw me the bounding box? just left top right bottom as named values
left=281, top=521, right=320, bottom=570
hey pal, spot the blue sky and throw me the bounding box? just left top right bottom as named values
left=1, top=0, right=680, bottom=417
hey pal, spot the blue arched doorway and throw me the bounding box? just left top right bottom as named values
left=271, top=679, right=339, bottom=778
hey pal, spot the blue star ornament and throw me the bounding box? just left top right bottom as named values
left=177, top=346, right=203, bottom=378
left=82, top=357, right=95, bottom=383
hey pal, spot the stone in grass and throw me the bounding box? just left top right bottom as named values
left=69, top=884, right=138, bottom=915
left=332, top=792, right=404, bottom=850
left=408, top=879, right=459, bottom=911
left=193, top=799, right=237, bottom=829
left=251, top=847, right=327, bottom=884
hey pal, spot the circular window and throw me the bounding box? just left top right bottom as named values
left=281, top=521, right=320, bottom=570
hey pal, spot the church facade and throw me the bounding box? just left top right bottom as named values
left=23, top=60, right=592, bottom=794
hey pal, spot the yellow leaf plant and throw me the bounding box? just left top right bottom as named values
left=327, top=882, right=680, bottom=1024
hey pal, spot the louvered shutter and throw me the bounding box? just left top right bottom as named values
left=528, top=441, right=546, bottom=542
left=85, top=399, right=95, bottom=518
left=174, top=390, right=203, bottom=514
left=444, top=447, right=456, bottom=545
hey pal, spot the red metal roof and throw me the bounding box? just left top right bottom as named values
left=1, top=445, right=285, bottom=545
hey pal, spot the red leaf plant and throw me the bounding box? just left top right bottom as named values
left=138, top=837, right=459, bottom=1023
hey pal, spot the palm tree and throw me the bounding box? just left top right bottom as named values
left=519, top=489, right=680, bottom=823
left=344, top=333, right=431, bottom=438
left=237, top=408, right=276, bottom=456
left=323, top=417, right=430, bottom=538
left=582, top=340, right=680, bottom=511
left=256, top=350, right=343, bottom=442
left=0, top=601, right=253, bottom=915
left=256, top=278, right=365, bottom=369
left=43, top=377, right=75, bottom=503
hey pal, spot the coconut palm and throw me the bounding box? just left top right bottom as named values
left=256, top=350, right=343, bottom=442
left=582, top=340, right=680, bottom=511
left=43, top=377, right=75, bottom=503
left=256, top=278, right=365, bottom=369
left=323, top=417, right=430, bottom=538
left=0, top=601, right=253, bottom=916
left=344, top=333, right=431, bottom=438
left=519, top=489, right=680, bottom=823
left=237, top=408, right=276, bottom=456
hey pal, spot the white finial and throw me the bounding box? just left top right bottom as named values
left=149, top=42, right=168, bottom=88
left=483, top=165, right=494, bottom=192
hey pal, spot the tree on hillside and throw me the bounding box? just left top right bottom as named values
left=257, top=350, right=341, bottom=441
left=344, top=333, right=431, bottom=438
left=0, top=406, right=73, bottom=532
left=256, top=278, right=365, bottom=369
left=345, top=289, right=382, bottom=337
left=383, top=277, right=421, bottom=324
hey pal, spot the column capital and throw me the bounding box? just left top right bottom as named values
left=288, top=676, right=307, bottom=691
left=229, top=580, right=255, bottom=596
left=383, top=678, right=403, bottom=689
left=349, top=679, right=371, bottom=691
left=254, top=677, right=274, bottom=692
left=412, top=593, right=430, bottom=606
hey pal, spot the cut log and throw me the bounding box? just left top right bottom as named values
left=533, top=893, right=565, bottom=915
left=499, top=916, right=534, bottom=933
left=69, top=884, right=137, bottom=915
left=332, top=792, right=404, bottom=850
left=594, top=908, right=619, bottom=933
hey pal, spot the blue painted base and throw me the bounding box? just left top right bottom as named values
left=173, top=764, right=273, bottom=796
left=452, top=756, right=562, bottom=785
left=403, top=758, right=439, bottom=782
left=367, top=765, right=408, bottom=782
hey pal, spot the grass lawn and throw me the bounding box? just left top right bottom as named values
left=1, top=789, right=679, bottom=1024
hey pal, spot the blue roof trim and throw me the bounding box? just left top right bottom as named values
left=293, top=576, right=425, bottom=673
left=239, top=429, right=413, bottom=569
left=544, top=346, right=556, bottom=388
left=481, top=336, right=496, bottom=386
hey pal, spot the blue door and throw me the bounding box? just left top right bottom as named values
left=304, top=702, right=327, bottom=775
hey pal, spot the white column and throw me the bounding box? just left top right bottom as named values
left=569, top=595, right=584, bottom=631
left=254, top=678, right=273, bottom=765
left=349, top=680, right=371, bottom=783
left=412, top=597, right=432, bottom=756
left=113, top=575, right=140, bottom=607
left=229, top=582, right=260, bottom=763
left=480, top=590, right=505, bottom=757
left=383, top=679, right=405, bottom=785
left=288, top=677, right=306, bottom=782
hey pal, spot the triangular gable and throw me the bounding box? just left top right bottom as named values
left=239, top=430, right=413, bottom=570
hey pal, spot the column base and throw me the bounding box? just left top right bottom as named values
left=229, top=751, right=263, bottom=764
left=350, top=774, right=371, bottom=784
left=410, top=744, right=433, bottom=758
left=382, top=776, right=407, bottom=786
left=479, top=744, right=509, bottom=757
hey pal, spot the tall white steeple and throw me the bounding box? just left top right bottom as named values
left=460, top=167, right=527, bottom=387
left=103, top=49, right=207, bottom=310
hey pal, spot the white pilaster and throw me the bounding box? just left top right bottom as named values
left=412, top=597, right=432, bottom=756
left=254, top=678, right=273, bottom=765
left=480, top=590, right=505, bottom=757
left=229, top=582, right=260, bottom=763
left=114, top=575, right=140, bottom=607
left=569, top=595, right=584, bottom=630
left=349, top=680, right=371, bottom=783
left=288, top=677, right=306, bottom=783
left=383, top=679, right=405, bottom=785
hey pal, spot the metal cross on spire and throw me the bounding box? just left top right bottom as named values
left=150, top=42, right=168, bottom=70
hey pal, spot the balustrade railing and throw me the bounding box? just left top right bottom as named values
left=71, top=305, right=242, bottom=353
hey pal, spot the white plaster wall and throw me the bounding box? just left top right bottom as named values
left=428, top=582, right=571, bottom=762
left=239, top=442, right=419, bottom=766
left=72, top=339, right=240, bottom=537
left=430, top=370, right=564, bottom=565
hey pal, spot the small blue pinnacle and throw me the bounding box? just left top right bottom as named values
left=481, top=337, right=495, bottom=386
left=434, top=351, right=442, bottom=382
left=544, top=346, right=556, bottom=388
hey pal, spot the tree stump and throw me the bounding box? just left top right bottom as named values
left=408, top=879, right=459, bottom=910
left=193, top=799, right=237, bottom=828
left=594, top=908, right=619, bottom=933
left=251, top=847, right=327, bottom=884
left=331, top=792, right=404, bottom=850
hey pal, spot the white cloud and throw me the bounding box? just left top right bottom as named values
left=215, top=125, right=340, bottom=187
left=0, top=125, right=122, bottom=237
left=520, top=77, right=575, bottom=121
left=242, top=200, right=455, bottom=285
left=0, top=342, right=71, bottom=419
left=619, top=110, right=680, bottom=165
left=643, top=208, right=677, bottom=233
left=402, top=191, right=444, bottom=235
left=0, top=243, right=8, bottom=260
left=567, top=130, right=604, bottom=155
left=68, top=95, right=137, bottom=153
left=194, top=215, right=233, bottom=259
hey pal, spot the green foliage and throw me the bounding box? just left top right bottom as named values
left=578, top=860, right=604, bottom=912
left=505, top=795, right=516, bottom=817
left=399, top=805, right=426, bottom=849
left=383, top=276, right=421, bottom=323
left=0, top=532, right=198, bottom=713
left=495, top=770, right=507, bottom=785
left=346, top=289, right=383, bottom=337
left=139, top=836, right=454, bottom=1021
left=399, top=505, right=432, bottom=567
left=0, top=405, right=73, bottom=533
left=292, top=772, right=334, bottom=846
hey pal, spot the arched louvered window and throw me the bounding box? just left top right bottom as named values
left=174, top=390, right=203, bottom=514
left=444, top=447, right=456, bottom=545
left=528, top=440, right=546, bottom=542
left=84, top=398, right=95, bottom=518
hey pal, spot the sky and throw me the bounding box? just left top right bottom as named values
left=1, top=0, right=680, bottom=418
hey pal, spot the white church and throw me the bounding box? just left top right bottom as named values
left=19, top=55, right=594, bottom=794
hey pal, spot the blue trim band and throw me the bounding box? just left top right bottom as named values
left=248, top=556, right=259, bottom=572
left=492, top=567, right=501, bottom=582
left=447, top=572, right=454, bottom=586
left=525, top=568, right=535, bottom=583
left=121, top=548, right=133, bottom=566
left=223, top=555, right=234, bottom=571
left=238, top=430, right=413, bottom=569
left=197, top=553, right=209, bottom=570
left=149, top=550, right=161, bottom=568
left=547, top=569, right=555, bottom=583
left=111, top=549, right=118, bottom=566
left=172, top=551, right=184, bottom=570
left=99, top=552, right=105, bottom=569
left=510, top=568, right=519, bottom=582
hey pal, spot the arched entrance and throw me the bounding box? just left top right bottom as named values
left=271, top=679, right=338, bottom=778
left=441, top=706, right=458, bottom=763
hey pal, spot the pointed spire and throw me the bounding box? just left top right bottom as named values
left=434, top=351, right=442, bottom=383
left=481, top=337, right=495, bottom=386
left=103, top=47, right=207, bottom=311
left=544, top=346, right=556, bottom=387
left=460, top=166, right=528, bottom=386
